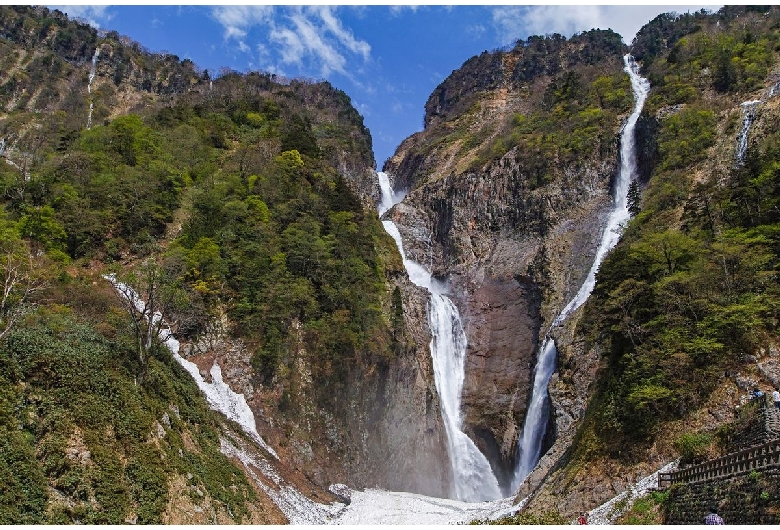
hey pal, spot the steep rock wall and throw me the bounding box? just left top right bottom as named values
left=384, top=134, right=621, bottom=487
left=182, top=267, right=452, bottom=498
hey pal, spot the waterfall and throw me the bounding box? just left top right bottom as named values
left=735, top=99, right=761, bottom=167
left=510, top=54, right=650, bottom=490
left=377, top=171, right=501, bottom=501
left=87, top=47, right=100, bottom=130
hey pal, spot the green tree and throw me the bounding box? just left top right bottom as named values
left=107, top=260, right=183, bottom=381
left=18, top=205, right=67, bottom=253
left=627, top=180, right=642, bottom=217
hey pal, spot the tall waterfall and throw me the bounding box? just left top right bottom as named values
left=735, top=99, right=761, bottom=167
left=87, top=47, right=100, bottom=130
left=377, top=172, right=501, bottom=501
left=510, top=54, right=650, bottom=490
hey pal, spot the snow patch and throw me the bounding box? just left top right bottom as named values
left=329, top=489, right=518, bottom=525
left=172, top=349, right=278, bottom=459
left=103, top=274, right=277, bottom=459
left=585, top=460, right=678, bottom=525
left=220, top=435, right=345, bottom=524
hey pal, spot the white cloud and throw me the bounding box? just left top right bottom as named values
left=212, top=6, right=371, bottom=80
left=50, top=5, right=113, bottom=28
left=270, top=24, right=307, bottom=68
left=466, top=23, right=487, bottom=40
left=316, top=6, right=371, bottom=61
left=212, top=5, right=273, bottom=40
left=492, top=5, right=722, bottom=46
left=389, top=6, right=419, bottom=17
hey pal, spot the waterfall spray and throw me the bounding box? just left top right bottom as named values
left=377, top=172, right=501, bottom=501
left=510, top=54, right=650, bottom=490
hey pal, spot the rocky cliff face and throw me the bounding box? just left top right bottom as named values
left=385, top=147, right=620, bottom=490
left=518, top=6, right=780, bottom=520
left=383, top=31, right=630, bottom=489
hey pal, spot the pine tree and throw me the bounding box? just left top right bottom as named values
left=627, top=180, right=642, bottom=217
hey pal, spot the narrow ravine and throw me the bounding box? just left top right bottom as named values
left=510, top=54, right=651, bottom=490
left=377, top=172, right=502, bottom=502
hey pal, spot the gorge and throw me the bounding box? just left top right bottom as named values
left=1, top=5, right=780, bottom=524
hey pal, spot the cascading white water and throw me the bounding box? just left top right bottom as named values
left=510, top=54, right=650, bottom=490
left=735, top=99, right=761, bottom=167
left=87, top=47, right=100, bottom=130
left=377, top=171, right=501, bottom=501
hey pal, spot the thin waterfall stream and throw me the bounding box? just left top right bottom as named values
left=377, top=172, right=502, bottom=502
left=735, top=99, right=761, bottom=167
left=510, top=54, right=650, bottom=491
left=87, top=47, right=99, bottom=130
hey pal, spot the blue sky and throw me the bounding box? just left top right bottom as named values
left=53, top=4, right=721, bottom=167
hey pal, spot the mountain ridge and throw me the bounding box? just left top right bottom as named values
left=1, top=4, right=780, bottom=524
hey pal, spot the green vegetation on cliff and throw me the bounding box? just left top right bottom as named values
left=0, top=5, right=392, bottom=522
left=577, top=6, right=780, bottom=458
left=471, top=64, right=632, bottom=176
left=0, top=280, right=258, bottom=523
left=393, top=29, right=633, bottom=197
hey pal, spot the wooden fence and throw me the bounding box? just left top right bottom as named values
left=659, top=439, right=780, bottom=488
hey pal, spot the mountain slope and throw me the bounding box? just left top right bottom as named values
left=517, top=6, right=780, bottom=517
left=384, top=4, right=780, bottom=516
left=0, top=5, right=450, bottom=522
left=3, top=4, right=780, bottom=523
left=383, top=28, right=633, bottom=490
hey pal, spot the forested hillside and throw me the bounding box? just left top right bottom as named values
left=584, top=4, right=780, bottom=454
left=521, top=5, right=780, bottom=519
left=0, top=5, right=405, bottom=523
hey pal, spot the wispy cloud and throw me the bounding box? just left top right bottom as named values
left=211, top=5, right=272, bottom=57
left=492, top=5, right=722, bottom=46
left=212, top=6, right=371, bottom=80
left=316, top=6, right=370, bottom=61
left=466, top=23, right=487, bottom=40
left=389, top=5, right=420, bottom=16
left=212, top=5, right=273, bottom=40
left=50, top=5, right=113, bottom=28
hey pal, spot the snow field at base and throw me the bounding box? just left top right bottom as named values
left=328, top=489, right=518, bottom=525
left=220, top=435, right=346, bottom=525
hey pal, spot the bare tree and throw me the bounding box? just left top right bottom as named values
left=106, top=259, right=180, bottom=380
left=0, top=244, right=47, bottom=340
